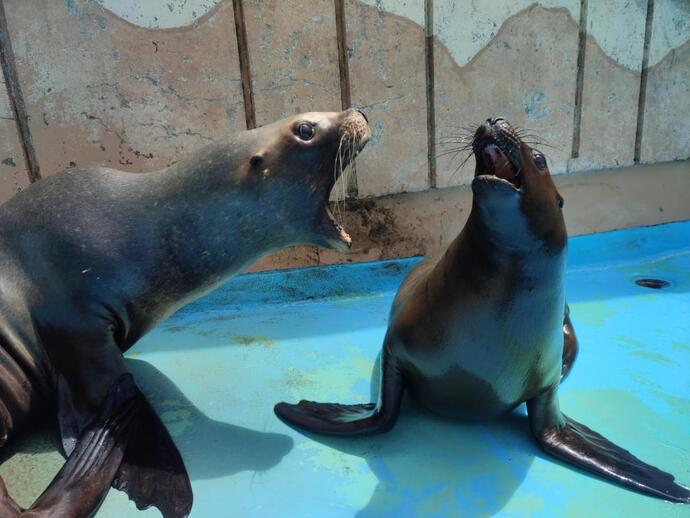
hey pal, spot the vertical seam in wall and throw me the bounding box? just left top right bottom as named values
left=232, top=0, right=256, bottom=130
left=634, top=0, right=654, bottom=164
left=0, top=2, right=41, bottom=183
left=425, top=0, right=436, bottom=188
left=570, top=0, right=588, bottom=160
left=334, top=0, right=358, bottom=198
left=334, top=0, right=352, bottom=110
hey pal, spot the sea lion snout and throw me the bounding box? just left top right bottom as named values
left=472, top=118, right=524, bottom=190
left=339, top=108, right=371, bottom=154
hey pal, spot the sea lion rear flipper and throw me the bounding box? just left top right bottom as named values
left=24, top=374, right=140, bottom=517
left=113, top=398, right=193, bottom=518
left=275, top=348, right=404, bottom=435
left=528, top=388, right=690, bottom=503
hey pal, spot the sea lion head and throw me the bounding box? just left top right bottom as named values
left=470, top=117, right=566, bottom=250
left=237, top=109, right=370, bottom=251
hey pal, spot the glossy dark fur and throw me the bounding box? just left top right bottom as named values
left=0, top=109, right=370, bottom=517
left=275, top=118, right=690, bottom=504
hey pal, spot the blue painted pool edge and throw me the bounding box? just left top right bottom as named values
left=179, top=219, right=690, bottom=313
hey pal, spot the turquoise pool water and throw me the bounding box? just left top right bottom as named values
left=1, top=221, right=689, bottom=517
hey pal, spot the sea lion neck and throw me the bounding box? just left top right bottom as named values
left=467, top=198, right=539, bottom=253
left=151, top=138, right=249, bottom=196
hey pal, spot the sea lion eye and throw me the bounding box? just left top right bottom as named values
left=296, top=122, right=315, bottom=141
left=558, top=196, right=564, bottom=209
left=533, top=152, right=547, bottom=171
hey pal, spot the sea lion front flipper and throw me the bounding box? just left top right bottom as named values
left=275, top=348, right=404, bottom=435
left=113, top=397, right=193, bottom=518
left=528, top=388, right=690, bottom=503
left=560, top=303, right=578, bottom=382
left=22, top=374, right=140, bottom=517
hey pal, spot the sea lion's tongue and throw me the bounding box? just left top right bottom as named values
left=482, top=144, right=518, bottom=186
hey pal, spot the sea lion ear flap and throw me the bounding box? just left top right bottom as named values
left=248, top=152, right=270, bottom=178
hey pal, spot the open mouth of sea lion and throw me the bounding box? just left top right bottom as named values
left=322, top=111, right=370, bottom=249
left=473, top=118, right=523, bottom=192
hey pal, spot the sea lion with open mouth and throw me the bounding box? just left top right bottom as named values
left=275, top=117, right=690, bottom=504
left=0, top=108, right=370, bottom=517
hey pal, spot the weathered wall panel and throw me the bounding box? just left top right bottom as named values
left=243, top=0, right=346, bottom=204
left=243, top=0, right=341, bottom=125
left=4, top=0, right=245, bottom=176
left=569, top=0, right=646, bottom=172
left=0, top=0, right=687, bottom=254
left=0, top=76, right=30, bottom=202
left=434, top=2, right=580, bottom=188
left=640, top=1, right=690, bottom=164
left=346, top=0, right=428, bottom=197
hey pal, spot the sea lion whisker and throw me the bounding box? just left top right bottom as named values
left=334, top=134, right=346, bottom=216
left=437, top=137, right=467, bottom=144
left=448, top=150, right=475, bottom=180
left=436, top=147, right=468, bottom=156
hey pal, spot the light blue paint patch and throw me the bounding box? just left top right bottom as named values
left=523, top=90, right=548, bottom=120
left=65, top=0, right=80, bottom=18
left=7, top=221, right=690, bottom=517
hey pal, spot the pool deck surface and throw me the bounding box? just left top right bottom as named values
left=1, top=221, right=689, bottom=517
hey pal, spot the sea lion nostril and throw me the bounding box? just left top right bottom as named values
left=487, top=117, right=504, bottom=125
left=357, top=110, right=369, bottom=123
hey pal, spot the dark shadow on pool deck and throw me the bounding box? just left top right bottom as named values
left=126, top=359, right=294, bottom=481
left=292, top=399, right=538, bottom=517
left=0, top=361, right=293, bottom=487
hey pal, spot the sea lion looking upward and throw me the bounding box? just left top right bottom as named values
left=275, top=117, right=690, bottom=504
left=0, top=109, right=370, bottom=517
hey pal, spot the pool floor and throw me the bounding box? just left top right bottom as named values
left=1, top=221, right=689, bottom=517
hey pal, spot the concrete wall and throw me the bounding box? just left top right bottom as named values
left=0, top=0, right=688, bottom=268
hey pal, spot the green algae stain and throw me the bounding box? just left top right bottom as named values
left=629, top=350, right=675, bottom=365
left=0, top=425, right=63, bottom=509
left=502, top=492, right=546, bottom=515
left=160, top=408, right=193, bottom=437
left=671, top=341, right=690, bottom=353
left=282, top=345, right=377, bottom=401
left=232, top=335, right=273, bottom=347
left=653, top=391, right=690, bottom=415
left=613, top=334, right=645, bottom=349
left=571, top=303, right=616, bottom=327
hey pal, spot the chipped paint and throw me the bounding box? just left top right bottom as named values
left=95, top=0, right=223, bottom=29
left=649, top=0, right=690, bottom=66
left=435, top=1, right=579, bottom=67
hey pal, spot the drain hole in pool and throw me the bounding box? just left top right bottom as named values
left=634, top=278, right=671, bottom=289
